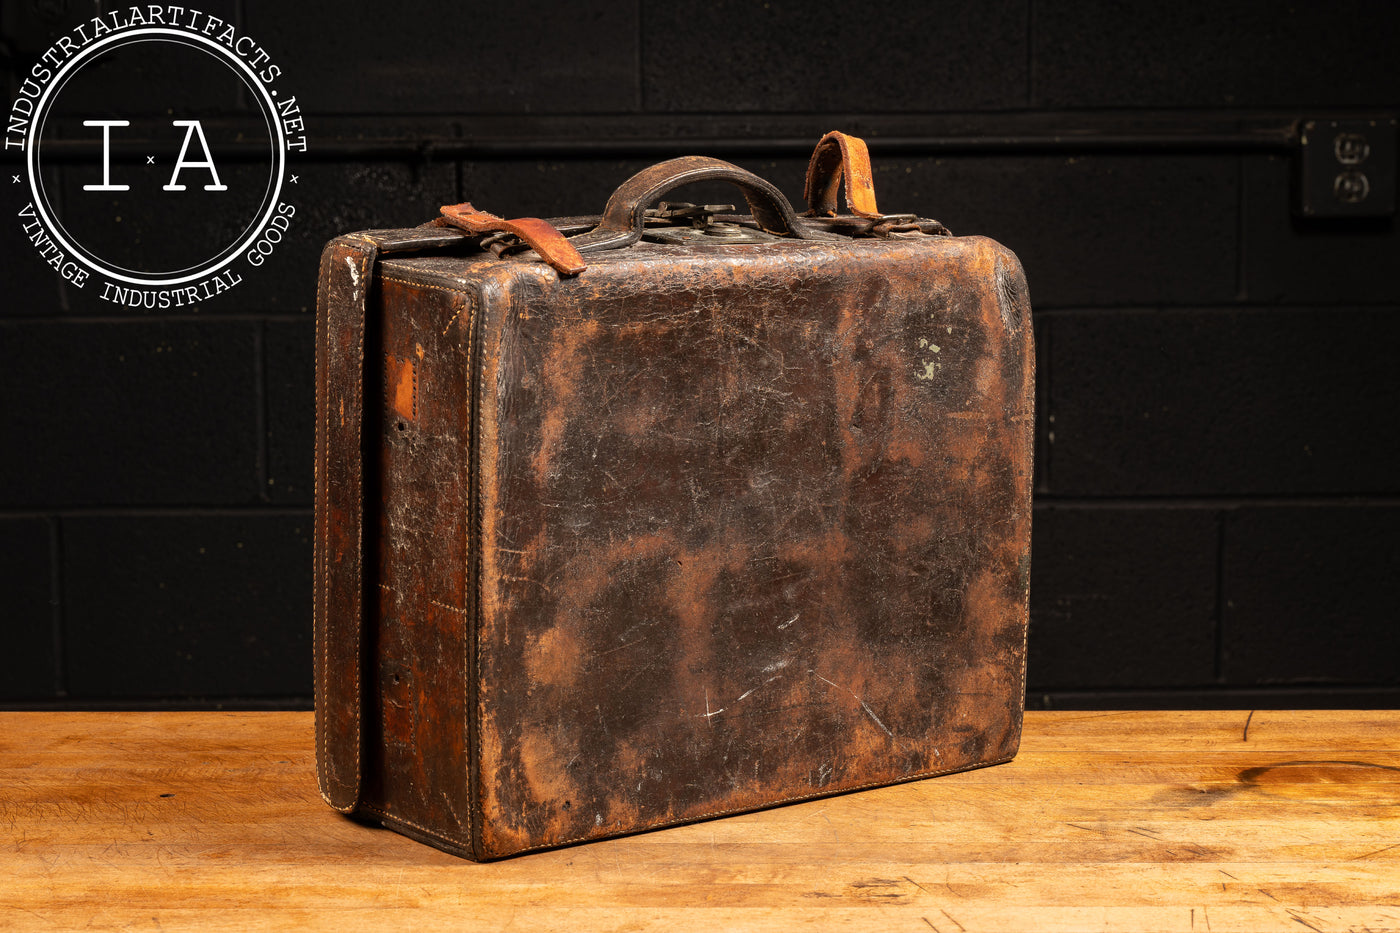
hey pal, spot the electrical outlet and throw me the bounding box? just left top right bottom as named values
left=1298, top=118, right=1397, bottom=218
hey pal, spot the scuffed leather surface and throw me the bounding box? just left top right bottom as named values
left=464, top=235, right=1034, bottom=857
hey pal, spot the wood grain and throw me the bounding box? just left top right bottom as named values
left=2, top=711, right=1396, bottom=932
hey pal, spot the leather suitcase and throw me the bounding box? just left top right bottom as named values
left=314, top=132, right=1034, bottom=860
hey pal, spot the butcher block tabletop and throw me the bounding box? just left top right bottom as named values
left=2, top=710, right=1396, bottom=932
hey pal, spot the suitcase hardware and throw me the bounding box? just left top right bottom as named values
left=641, top=202, right=780, bottom=244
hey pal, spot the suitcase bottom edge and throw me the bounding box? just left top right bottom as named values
left=355, top=750, right=1021, bottom=862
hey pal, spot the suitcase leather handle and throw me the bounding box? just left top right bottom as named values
left=570, top=156, right=828, bottom=254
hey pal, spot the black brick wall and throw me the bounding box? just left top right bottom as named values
left=2, top=0, right=1395, bottom=709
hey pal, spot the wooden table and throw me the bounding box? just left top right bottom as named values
left=2, top=711, right=1396, bottom=932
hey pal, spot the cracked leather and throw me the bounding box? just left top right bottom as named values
left=315, top=143, right=1034, bottom=860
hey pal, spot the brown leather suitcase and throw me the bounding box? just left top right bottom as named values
left=314, top=132, right=1034, bottom=860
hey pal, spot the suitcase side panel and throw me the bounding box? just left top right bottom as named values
left=357, top=274, right=479, bottom=855
left=472, top=237, right=1033, bottom=858
left=313, top=225, right=484, bottom=833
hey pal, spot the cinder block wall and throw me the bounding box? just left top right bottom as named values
left=2, top=1, right=1396, bottom=708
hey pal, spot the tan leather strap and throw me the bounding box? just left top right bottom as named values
left=804, top=130, right=881, bottom=218
left=437, top=203, right=586, bottom=276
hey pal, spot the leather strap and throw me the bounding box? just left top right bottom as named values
left=437, top=203, right=586, bottom=276
left=315, top=235, right=373, bottom=812
left=804, top=130, right=881, bottom=218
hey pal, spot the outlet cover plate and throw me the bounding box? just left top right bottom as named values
left=1298, top=118, right=1396, bottom=218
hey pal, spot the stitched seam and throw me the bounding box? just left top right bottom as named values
left=1018, top=396, right=1033, bottom=730
left=471, top=282, right=485, bottom=859
left=361, top=804, right=472, bottom=852
left=314, top=248, right=332, bottom=807
left=349, top=246, right=373, bottom=803
left=468, top=283, right=482, bottom=857
left=381, top=275, right=470, bottom=296
left=497, top=755, right=1017, bottom=858
left=379, top=275, right=476, bottom=340
left=440, top=299, right=466, bottom=336
left=1012, top=300, right=1034, bottom=740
